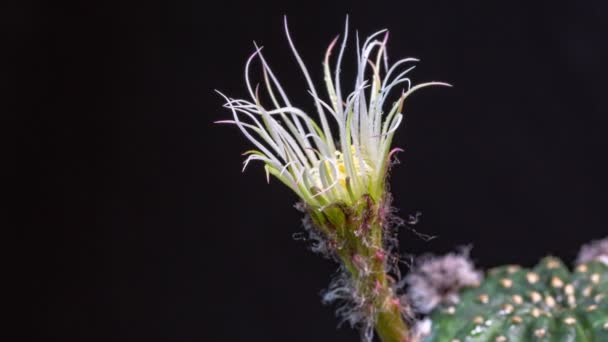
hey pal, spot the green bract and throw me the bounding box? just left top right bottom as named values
left=422, top=257, right=608, bottom=342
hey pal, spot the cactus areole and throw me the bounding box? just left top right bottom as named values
left=422, top=257, right=608, bottom=341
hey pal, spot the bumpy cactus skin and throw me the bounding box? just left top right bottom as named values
left=422, top=257, right=608, bottom=341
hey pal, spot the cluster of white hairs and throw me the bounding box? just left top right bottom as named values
left=322, top=268, right=375, bottom=342
left=576, top=236, right=608, bottom=265
left=320, top=265, right=416, bottom=342
left=218, top=17, right=449, bottom=207
left=405, top=249, right=483, bottom=314
left=299, top=195, right=410, bottom=342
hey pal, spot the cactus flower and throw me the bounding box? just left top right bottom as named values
left=218, top=17, right=449, bottom=342
left=217, top=18, right=448, bottom=207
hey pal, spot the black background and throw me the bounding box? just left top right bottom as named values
left=15, top=0, right=607, bottom=341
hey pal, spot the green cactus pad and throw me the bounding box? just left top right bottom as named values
left=422, top=257, right=608, bottom=342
